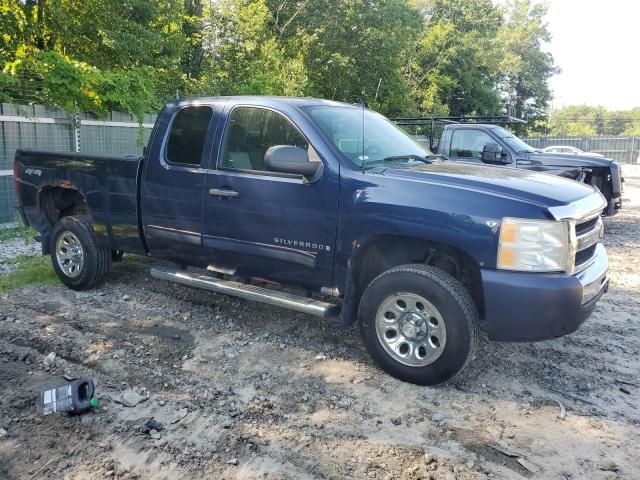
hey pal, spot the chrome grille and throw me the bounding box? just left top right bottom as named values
left=574, top=215, right=602, bottom=270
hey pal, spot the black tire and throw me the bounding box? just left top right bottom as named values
left=358, top=264, right=479, bottom=386
left=49, top=215, right=112, bottom=291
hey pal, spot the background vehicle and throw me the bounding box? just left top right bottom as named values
left=434, top=123, right=623, bottom=215
left=13, top=97, right=609, bottom=386
left=542, top=145, right=604, bottom=157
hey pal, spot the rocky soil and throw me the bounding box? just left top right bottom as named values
left=0, top=166, right=639, bottom=480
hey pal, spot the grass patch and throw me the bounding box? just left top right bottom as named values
left=0, top=255, right=58, bottom=292
left=0, top=224, right=38, bottom=243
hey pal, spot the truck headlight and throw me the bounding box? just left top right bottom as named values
left=497, top=218, right=574, bottom=272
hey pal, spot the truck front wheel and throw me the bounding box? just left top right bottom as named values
left=358, top=264, right=479, bottom=385
left=49, top=216, right=112, bottom=291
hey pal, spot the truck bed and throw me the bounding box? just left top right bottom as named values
left=14, top=149, right=146, bottom=254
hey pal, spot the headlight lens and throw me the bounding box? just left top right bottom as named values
left=497, top=218, right=573, bottom=272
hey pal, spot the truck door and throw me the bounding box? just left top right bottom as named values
left=141, top=104, right=217, bottom=262
left=448, top=128, right=504, bottom=163
left=202, top=105, right=339, bottom=290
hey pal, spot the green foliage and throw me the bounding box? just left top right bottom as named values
left=550, top=105, right=640, bottom=137
left=0, top=224, right=37, bottom=243
left=0, top=255, right=57, bottom=292
left=496, top=0, right=556, bottom=134
left=0, top=0, right=558, bottom=122
left=200, top=0, right=307, bottom=97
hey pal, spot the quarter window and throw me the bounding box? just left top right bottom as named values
left=220, top=107, right=309, bottom=172
left=450, top=129, right=495, bottom=160
left=166, top=106, right=214, bottom=166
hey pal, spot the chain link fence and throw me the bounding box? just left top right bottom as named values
left=0, top=103, right=156, bottom=224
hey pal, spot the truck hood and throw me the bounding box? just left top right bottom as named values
left=527, top=151, right=614, bottom=168
left=378, top=162, right=600, bottom=211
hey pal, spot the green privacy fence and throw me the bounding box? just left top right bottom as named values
left=0, top=103, right=157, bottom=224
left=523, top=136, right=639, bottom=164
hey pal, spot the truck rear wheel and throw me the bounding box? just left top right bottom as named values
left=49, top=215, right=112, bottom=291
left=358, top=264, right=479, bottom=385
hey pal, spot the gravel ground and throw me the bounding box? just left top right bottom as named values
left=0, top=166, right=639, bottom=480
left=0, top=236, right=40, bottom=274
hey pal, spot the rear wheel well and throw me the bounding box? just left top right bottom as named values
left=350, top=235, right=484, bottom=319
left=39, top=187, right=90, bottom=225
left=36, top=187, right=91, bottom=254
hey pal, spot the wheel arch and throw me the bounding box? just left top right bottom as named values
left=340, top=233, right=485, bottom=327
left=37, top=186, right=92, bottom=254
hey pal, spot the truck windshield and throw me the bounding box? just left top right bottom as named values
left=493, top=127, right=536, bottom=153
left=302, top=105, right=433, bottom=169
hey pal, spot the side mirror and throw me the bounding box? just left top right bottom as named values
left=264, top=145, right=320, bottom=178
left=481, top=143, right=508, bottom=164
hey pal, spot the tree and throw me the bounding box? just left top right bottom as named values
left=408, top=0, right=504, bottom=116
left=495, top=0, right=556, bottom=133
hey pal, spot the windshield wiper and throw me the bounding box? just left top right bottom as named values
left=382, top=154, right=433, bottom=164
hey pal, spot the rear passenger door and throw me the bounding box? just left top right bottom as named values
left=202, top=105, right=339, bottom=290
left=141, top=104, right=217, bottom=261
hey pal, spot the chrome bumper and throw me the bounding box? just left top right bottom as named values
left=577, top=243, right=609, bottom=304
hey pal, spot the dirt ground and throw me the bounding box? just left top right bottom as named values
left=1, top=166, right=639, bottom=480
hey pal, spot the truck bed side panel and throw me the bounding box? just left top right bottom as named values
left=14, top=150, right=145, bottom=254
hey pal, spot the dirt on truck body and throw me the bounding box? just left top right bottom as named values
left=0, top=165, right=639, bottom=479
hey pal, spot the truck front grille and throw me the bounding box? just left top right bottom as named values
left=574, top=215, right=602, bottom=270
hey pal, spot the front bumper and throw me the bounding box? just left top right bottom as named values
left=481, top=244, right=609, bottom=341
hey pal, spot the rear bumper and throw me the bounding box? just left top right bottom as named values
left=481, top=244, right=609, bottom=341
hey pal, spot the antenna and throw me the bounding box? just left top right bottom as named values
left=360, top=93, right=366, bottom=174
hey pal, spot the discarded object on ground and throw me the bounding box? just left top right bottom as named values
left=112, top=387, right=149, bottom=407
left=38, top=379, right=97, bottom=415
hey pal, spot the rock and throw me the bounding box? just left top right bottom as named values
left=159, top=400, right=166, bottom=407
left=598, top=461, right=618, bottom=472
left=424, top=452, right=435, bottom=464
left=466, top=461, right=476, bottom=470
left=142, top=417, right=163, bottom=433
left=149, top=429, right=161, bottom=440
left=122, top=295, right=131, bottom=301
left=226, top=458, right=238, bottom=465
left=170, top=408, right=188, bottom=424
left=390, top=417, right=402, bottom=426
left=43, top=352, right=56, bottom=367
left=432, top=413, right=445, bottom=422
left=0, top=428, right=7, bottom=438
left=113, top=388, right=149, bottom=407
left=315, top=353, right=327, bottom=361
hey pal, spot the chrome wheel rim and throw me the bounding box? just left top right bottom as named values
left=375, top=293, right=447, bottom=367
left=55, top=231, right=84, bottom=278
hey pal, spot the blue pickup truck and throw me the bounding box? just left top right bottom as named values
left=14, top=97, right=610, bottom=385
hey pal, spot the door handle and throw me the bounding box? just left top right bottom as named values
left=209, top=188, right=239, bottom=198
left=517, top=160, right=533, bottom=165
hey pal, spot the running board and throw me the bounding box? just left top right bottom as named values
left=150, top=266, right=340, bottom=318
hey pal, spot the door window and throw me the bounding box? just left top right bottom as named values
left=165, top=106, right=214, bottom=166
left=220, top=107, right=309, bottom=172
left=450, top=129, right=495, bottom=160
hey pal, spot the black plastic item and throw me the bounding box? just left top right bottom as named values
left=38, top=379, right=96, bottom=415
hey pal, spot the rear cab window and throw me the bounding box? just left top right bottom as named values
left=165, top=106, right=214, bottom=166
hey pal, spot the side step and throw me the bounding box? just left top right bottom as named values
left=150, top=266, right=341, bottom=318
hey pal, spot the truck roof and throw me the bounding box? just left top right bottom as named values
left=166, top=96, right=360, bottom=110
